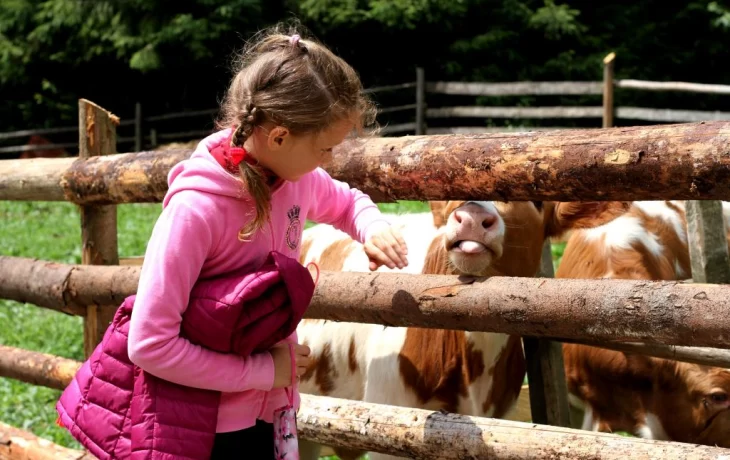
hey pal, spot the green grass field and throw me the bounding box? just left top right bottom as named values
left=0, top=200, right=566, bottom=451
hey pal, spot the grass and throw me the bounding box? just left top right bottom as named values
left=0, top=199, right=567, bottom=451
left=0, top=201, right=164, bottom=448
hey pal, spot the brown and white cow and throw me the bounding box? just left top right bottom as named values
left=19, top=134, right=68, bottom=159
left=297, top=199, right=629, bottom=460
left=558, top=200, right=730, bottom=447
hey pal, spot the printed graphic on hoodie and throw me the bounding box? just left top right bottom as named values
left=285, top=205, right=301, bottom=250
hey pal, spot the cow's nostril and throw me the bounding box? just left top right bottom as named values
left=482, top=214, right=497, bottom=229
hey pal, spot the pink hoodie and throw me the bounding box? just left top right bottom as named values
left=127, top=128, right=390, bottom=433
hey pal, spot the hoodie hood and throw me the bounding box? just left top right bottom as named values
left=164, top=129, right=245, bottom=207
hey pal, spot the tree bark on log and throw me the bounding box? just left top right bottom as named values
left=297, top=394, right=730, bottom=459
left=0, top=256, right=140, bottom=316
left=0, top=345, right=80, bottom=390
left=1, top=121, right=730, bottom=204
left=0, top=421, right=94, bottom=460
left=3, top=256, right=730, bottom=348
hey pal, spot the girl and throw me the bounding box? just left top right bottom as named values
left=127, top=25, right=408, bottom=458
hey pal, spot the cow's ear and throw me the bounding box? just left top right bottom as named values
left=546, top=201, right=631, bottom=238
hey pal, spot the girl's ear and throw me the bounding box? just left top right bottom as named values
left=267, top=126, right=290, bottom=150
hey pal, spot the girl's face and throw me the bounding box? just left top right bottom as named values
left=251, top=117, right=355, bottom=182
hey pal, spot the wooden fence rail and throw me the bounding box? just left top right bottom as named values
left=1, top=346, right=727, bottom=460
left=0, top=421, right=95, bottom=460
left=1, top=344, right=728, bottom=460
left=297, top=394, right=730, bottom=459
left=2, top=256, right=730, bottom=348
left=2, top=121, right=730, bottom=204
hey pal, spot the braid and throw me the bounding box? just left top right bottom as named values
left=232, top=98, right=272, bottom=242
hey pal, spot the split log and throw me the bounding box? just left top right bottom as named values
left=78, top=99, right=120, bottom=358
left=0, top=345, right=80, bottom=390
left=297, top=394, right=730, bottom=459
left=3, top=256, right=730, bottom=348
left=1, top=121, right=730, bottom=203
left=0, top=421, right=94, bottom=460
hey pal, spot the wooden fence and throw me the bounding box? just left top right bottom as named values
left=1, top=99, right=730, bottom=458
left=3, top=52, right=730, bottom=157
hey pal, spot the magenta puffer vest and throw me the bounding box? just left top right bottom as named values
left=56, top=251, right=315, bottom=459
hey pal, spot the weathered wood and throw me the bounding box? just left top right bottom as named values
left=616, top=79, right=730, bottom=94
left=78, top=99, right=120, bottom=359
left=561, top=339, right=730, bottom=369
left=3, top=121, right=730, bottom=204
left=0, top=256, right=138, bottom=315
left=603, top=52, right=616, bottom=128
left=524, top=241, right=571, bottom=428
left=0, top=421, right=94, bottom=460
left=4, top=256, right=730, bottom=348
left=425, top=80, right=603, bottom=96
left=686, top=200, right=730, bottom=284
left=616, top=107, right=730, bottom=123
left=298, top=394, right=730, bottom=459
left=0, top=156, right=76, bottom=200
left=426, top=126, right=568, bottom=134
left=0, top=345, right=80, bottom=390
left=427, top=105, right=603, bottom=119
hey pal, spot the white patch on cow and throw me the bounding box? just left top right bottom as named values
left=567, top=393, right=587, bottom=411
left=461, top=332, right=512, bottom=417
left=302, top=212, right=438, bottom=275
left=300, top=223, right=350, bottom=264
left=578, top=405, right=595, bottom=431
left=636, top=413, right=670, bottom=440
left=634, top=201, right=688, bottom=245
left=584, top=215, right=664, bottom=259
left=675, top=259, right=689, bottom=280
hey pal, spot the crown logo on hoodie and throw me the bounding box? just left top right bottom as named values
left=285, top=204, right=302, bottom=251
left=287, top=205, right=300, bottom=221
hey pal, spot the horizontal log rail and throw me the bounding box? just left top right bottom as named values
left=1, top=121, right=730, bottom=204
left=298, top=394, right=729, bottom=459
left=0, top=345, right=80, bottom=390
left=0, top=421, right=94, bottom=460
left=2, top=256, right=730, bottom=348
left=1, top=348, right=728, bottom=459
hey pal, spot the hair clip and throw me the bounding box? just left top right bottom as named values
left=290, top=34, right=301, bottom=46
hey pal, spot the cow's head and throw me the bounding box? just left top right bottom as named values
left=652, top=361, right=730, bottom=447
left=425, top=200, right=630, bottom=277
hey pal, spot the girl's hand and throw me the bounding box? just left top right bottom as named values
left=364, top=226, right=409, bottom=271
left=271, top=343, right=311, bottom=389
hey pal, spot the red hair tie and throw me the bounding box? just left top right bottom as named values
left=229, top=146, right=246, bottom=167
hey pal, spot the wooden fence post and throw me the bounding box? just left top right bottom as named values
left=150, top=128, right=158, bottom=148
left=415, top=67, right=426, bottom=135
left=78, top=99, right=120, bottom=358
left=686, top=200, right=730, bottom=284
left=522, top=240, right=572, bottom=427
left=134, top=102, right=143, bottom=152
left=602, top=52, right=616, bottom=128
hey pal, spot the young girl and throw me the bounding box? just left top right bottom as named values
left=126, top=25, right=408, bottom=459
